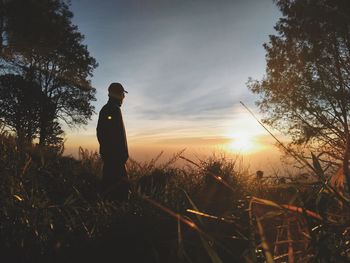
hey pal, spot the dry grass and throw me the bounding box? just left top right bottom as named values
left=0, top=132, right=349, bottom=262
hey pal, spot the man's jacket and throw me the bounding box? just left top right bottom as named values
left=96, top=99, right=129, bottom=163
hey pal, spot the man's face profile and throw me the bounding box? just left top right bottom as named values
left=118, top=92, right=125, bottom=105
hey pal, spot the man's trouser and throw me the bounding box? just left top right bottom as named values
left=101, top=157, right=129, bottom=201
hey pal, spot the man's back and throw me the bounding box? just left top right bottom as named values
left=96, top=82, right=129, bottom=201
left=97, top=99, right=128, bottom=162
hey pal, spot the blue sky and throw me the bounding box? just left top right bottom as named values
left=65, top=0, right=282, bottom=162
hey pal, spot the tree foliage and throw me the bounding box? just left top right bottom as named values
left=0, top=74, right=41, bottom=143
left=0, top=0, right=97, bottom=145
left=248, top=0, right=350, bottom=165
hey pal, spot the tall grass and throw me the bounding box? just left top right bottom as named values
left=0, top=132, right=349, bottom=262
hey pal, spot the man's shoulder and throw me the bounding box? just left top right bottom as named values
left=99, top=103, right=120, bottom=115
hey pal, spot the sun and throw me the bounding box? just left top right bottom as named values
left=227, top=133, right=256, bottom=153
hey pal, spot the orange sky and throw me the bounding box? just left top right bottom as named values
left=63, top=0, right=286, bottom=175
left=63, top=111, right=287, bottom=175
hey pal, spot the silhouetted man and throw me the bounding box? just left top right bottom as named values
left=97, top=82, right=129, bottom=201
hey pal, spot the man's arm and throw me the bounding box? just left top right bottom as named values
left=97, top=106, right=125, bottom=160
left=97, top=107, right=116, bottom=157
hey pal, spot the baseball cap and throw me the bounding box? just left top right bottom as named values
left=108, top=82, right=128, bottom=98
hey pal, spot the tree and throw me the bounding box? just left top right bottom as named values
left=0, top=74, right=65, bottom=147
left=0, top=0, right=11, bottom=58
left=0, top=74, right=41, bottom=144
left=0, top=1, right=4, bottom=53
left=247, top=0, right=350, bottom=186
left=0, top=0, right=97, bottom=145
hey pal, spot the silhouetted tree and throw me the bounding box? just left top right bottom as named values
left=248, top=0, right=350, bottom=185
left=0, top=74, right=41, bottom=144
left=38, top=93, right=64, bottom=147
left=0, top=1, right=4, bottom=54
left=0, top=0, right=97, bottom=145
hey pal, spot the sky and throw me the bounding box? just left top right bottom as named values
left=65, top=0, right=284, bottom=170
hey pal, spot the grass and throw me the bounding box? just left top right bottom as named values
left=0, top=132, right=349, bottom=262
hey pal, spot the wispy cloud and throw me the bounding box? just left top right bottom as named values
left=68, top=0, right=281, bottom=155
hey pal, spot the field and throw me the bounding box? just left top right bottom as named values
left=0, top=132, right=349, bottom=263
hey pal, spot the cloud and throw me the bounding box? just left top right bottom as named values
left=68, top=0, right=281, bottom=153
left=155, top=136, right=231, bottom=145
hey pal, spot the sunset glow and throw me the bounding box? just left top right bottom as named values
left=227, top=132, right=257, bottom=153
left=63, top=0, right=282, bottom=167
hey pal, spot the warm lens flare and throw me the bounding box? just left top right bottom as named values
left=227, top=133, right=257, bottom=153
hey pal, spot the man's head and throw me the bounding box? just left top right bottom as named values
left=108, top=82, right=128, bottom=104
